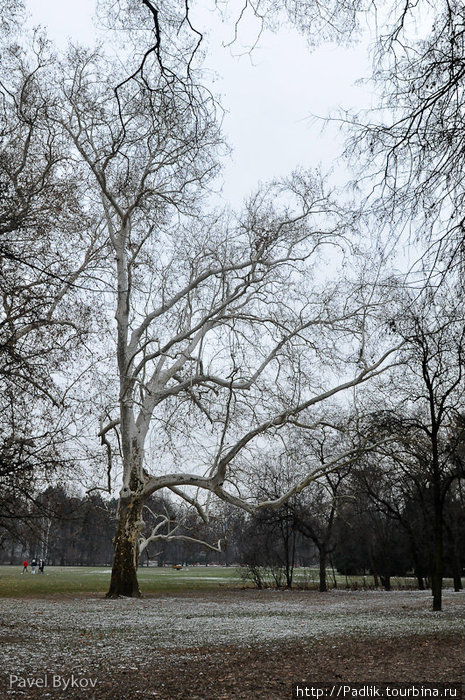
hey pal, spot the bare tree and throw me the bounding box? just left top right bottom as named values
left=0, top=13, right=107, bottom=531
left=291, top=421, right=354, bottom=592
left=395, top=289, right=465, bottom=610
left=42, top=33, right=402, bottom=597
left=0, top=0, right=411, bottom=597
left=345, top=0, right=465, bottom=279
left=353, top=283, right=465, bottom=609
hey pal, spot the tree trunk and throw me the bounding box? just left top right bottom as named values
left=380, top=574, right=391, bottom=591
left=330, top=556, right=338, bottom=589
left=319, top=546, right=328, bottom=592
left=408, top=529, right=425, bottom=590
left=452, top=569, right=462, bottom=592
left=431, top=553, right=442, bottom=610
left=106, top=495, right=143, bottom=598
left=412, top=550, right=425, bottom=590
left=445, top=539, right=462, bottom=592
left=282, top=516, right=295, bottom=589
left=431, top=486, right=443, bottom=611
left=415, top=570, right=425, bottom=590
left=444, top=522, right=463, bottom=592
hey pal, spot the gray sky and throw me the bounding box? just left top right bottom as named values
left=26, top=0, right=372, bottom=206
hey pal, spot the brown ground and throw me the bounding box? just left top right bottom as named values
left=4, top=634, right=463, bottom=700
left=2, top=589, right=463, bottom=700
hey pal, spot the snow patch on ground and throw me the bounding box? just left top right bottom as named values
left=0, top=590, right=463, bottom=674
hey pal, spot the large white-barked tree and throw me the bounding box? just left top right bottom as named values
left=47, top=37, right=399, bottom=596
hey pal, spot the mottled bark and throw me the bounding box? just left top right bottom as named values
left=106, top=495, right=143, bottom=598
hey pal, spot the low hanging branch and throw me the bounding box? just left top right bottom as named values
left=140, top=533, right=222, bottom=554
left=138, top=506, right=221, bottom=554
left=98, top=417, right=121, bottom=493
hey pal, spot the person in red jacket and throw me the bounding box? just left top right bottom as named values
left=22, top=560, right=28, bottom=573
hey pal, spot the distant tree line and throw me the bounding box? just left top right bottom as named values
left=1, top=478, right=463, bottom=595
left=0, top=486, right=116, bottom=567
left=238, top=469, right=464, bottom=593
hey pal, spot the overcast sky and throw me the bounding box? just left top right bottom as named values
left=26, top=0, right=373, bottom=207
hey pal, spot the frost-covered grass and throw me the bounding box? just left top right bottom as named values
left=0, top=589, right=463, bottom=676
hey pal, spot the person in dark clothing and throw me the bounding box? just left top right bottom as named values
left=38, top=559, right=45, bottom=574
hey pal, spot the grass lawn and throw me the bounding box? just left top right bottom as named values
left=0, top=565, right=243, bottom=597
left=0, top=564, right=457, bottom=598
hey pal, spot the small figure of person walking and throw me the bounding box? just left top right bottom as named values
left=38, top=558, right=45, bottom=574
left=22, top=560, right=28, bottom=573
left=31, top=558, right=37, bottom=574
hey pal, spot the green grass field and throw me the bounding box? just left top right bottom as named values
left=0, top=564, right=455, bottom=598
left=0, top=565, right=243, bottom=597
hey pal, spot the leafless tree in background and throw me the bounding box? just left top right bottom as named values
left=0, top=7, right=106, bottom=530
